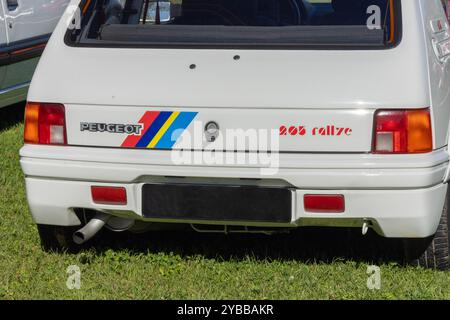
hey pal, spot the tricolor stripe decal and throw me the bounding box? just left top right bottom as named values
left=121, top=111, right=160, bottom=148
left=121, top=111, right=197, bottom=149
left=136, top=112, right=172, bottom=148
left=155, top=112, right=198, bottom=149
left=147, top=112, right=180, bottom=148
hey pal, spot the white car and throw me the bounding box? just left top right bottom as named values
left=20, top=0, right=450, bottom=269
left=0, top=0, right=70, bottom=108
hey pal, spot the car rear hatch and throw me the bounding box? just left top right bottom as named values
left=31, top=0, right=430, bottom=153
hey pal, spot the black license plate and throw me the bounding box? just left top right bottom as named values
left=142, top=183, right=292, bottom=223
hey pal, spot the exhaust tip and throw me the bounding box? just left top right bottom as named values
left=73, top=232, right=86, bottom=245
left=72, top=211, right=111, bottom=245
left=72, top=212, right=133, bottom=245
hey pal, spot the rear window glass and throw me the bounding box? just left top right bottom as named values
left=68, top=0, right=402, bottom=49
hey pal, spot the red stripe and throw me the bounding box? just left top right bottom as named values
left=121, top=111, right=160, bottom=147
left=11, top=43, right=46, bottom=56
left=82, top=0, right=92, bottom=14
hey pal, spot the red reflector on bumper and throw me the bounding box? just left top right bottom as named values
left=304, top=194, right=345, bottom=213
left=91, top=186, right=127, bottom=205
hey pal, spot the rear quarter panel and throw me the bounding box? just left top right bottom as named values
left=423, top=0, right=450, bottom=149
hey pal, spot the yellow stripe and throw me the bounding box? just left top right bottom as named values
left=147, top=112, right=180, bottom=148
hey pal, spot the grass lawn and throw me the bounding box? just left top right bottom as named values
left=0, top=103, right=449, bottom=300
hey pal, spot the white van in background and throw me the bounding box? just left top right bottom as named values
left=0, top=0, right=69, bottom=108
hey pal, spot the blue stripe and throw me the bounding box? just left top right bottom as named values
left=136, top=112, right=172, bottom=148
left=155, top=112, right=197, bottom=149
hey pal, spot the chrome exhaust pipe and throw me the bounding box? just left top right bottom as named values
left=73, top=212, right=111, bottom=245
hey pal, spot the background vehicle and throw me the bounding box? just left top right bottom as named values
left=20, top=0, right=450, bottom=270
left=0, top=0, right=69, bottom=108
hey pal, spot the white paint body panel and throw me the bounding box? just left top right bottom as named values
left=20, top=0, right=450, bottom=238
left=23, top=177, right=447, bottom=238
left=67, top=104, right=373, bottom=152
left=30, top=2, right=431, bottom=111
left=20, top=145, right=450, bottom=189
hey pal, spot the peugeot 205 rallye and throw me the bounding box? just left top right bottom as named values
left=20, top=0, right=450, bottom=269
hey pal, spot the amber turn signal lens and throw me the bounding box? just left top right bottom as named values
left=24, top=102, right=40, bottom=144
left=406, top=109, right=432, bottom=153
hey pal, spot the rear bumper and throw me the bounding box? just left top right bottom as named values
left=20, top=145, right=450, bottom=238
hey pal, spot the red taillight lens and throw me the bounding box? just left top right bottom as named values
left=373, top=108, right=432, bottom=154
left=304, top=194, right=345, bottom=213
left=24, top=102, right=67, bottom=145
left=91, top=186, right=127, bottom=206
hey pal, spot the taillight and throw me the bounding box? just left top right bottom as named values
left=24, top=102, right=67, bottom=145
left=373, top=108, right=432, bottom=154
left=91, top=186, right=127, bottom=205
